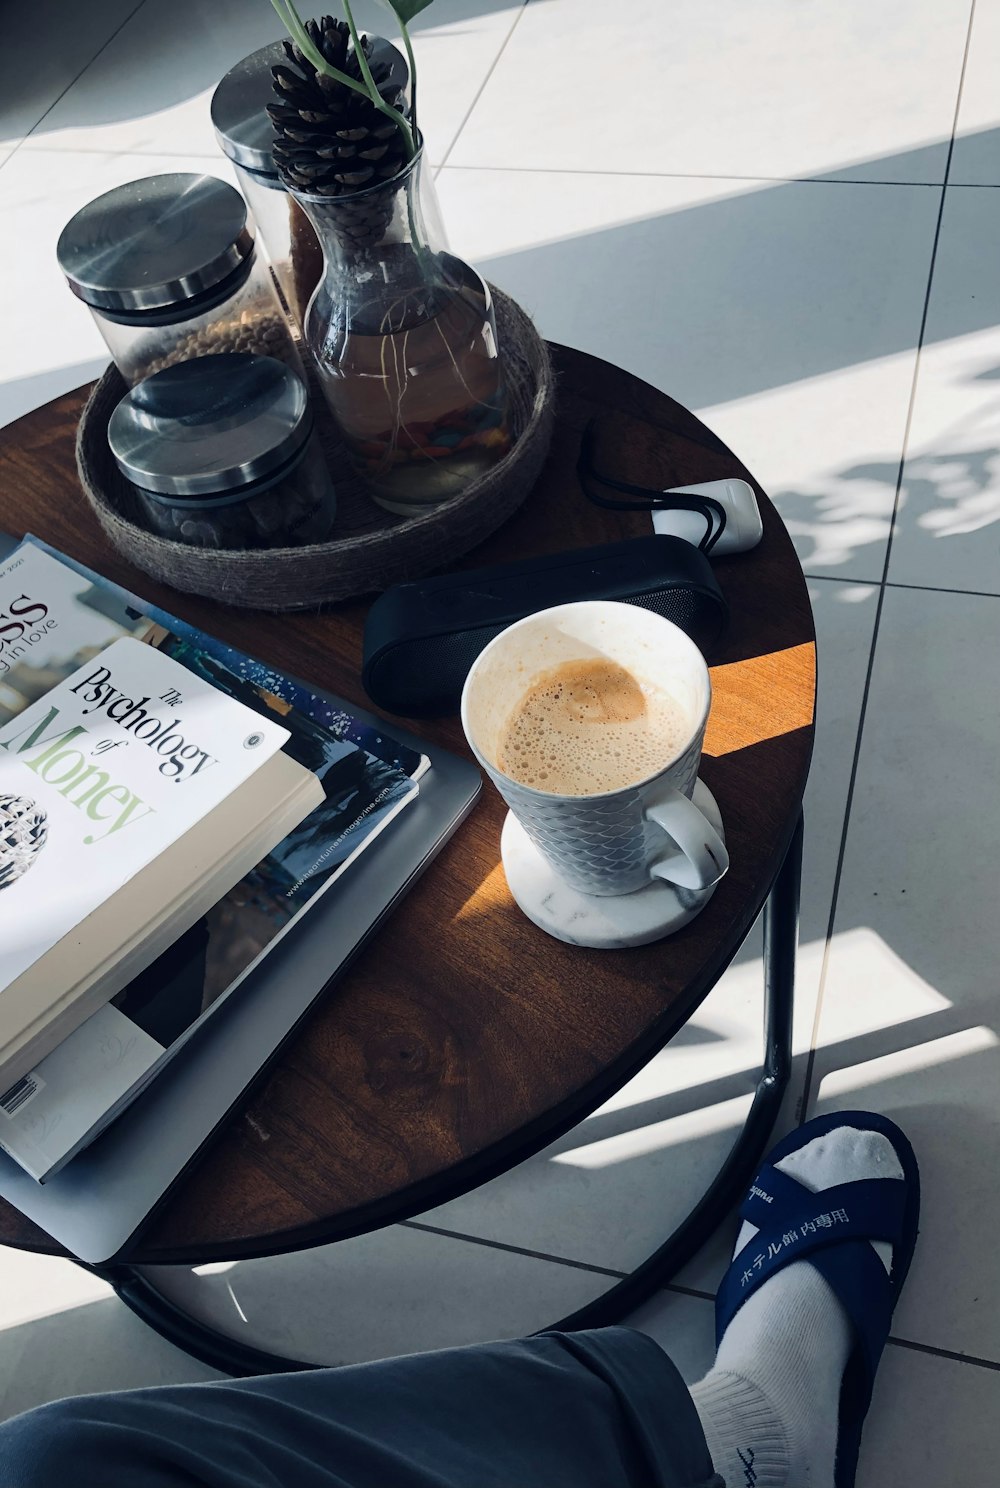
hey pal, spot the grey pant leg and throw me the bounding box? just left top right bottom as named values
left=0, top=1327, right=723, bottom=1488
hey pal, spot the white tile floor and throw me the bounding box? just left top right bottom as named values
left=2, top=0, right=1000, bottom=1479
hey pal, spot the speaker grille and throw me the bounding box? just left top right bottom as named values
left=365, top=584, right=725, bottom=718
left=623, top=585, right=701, bottom=629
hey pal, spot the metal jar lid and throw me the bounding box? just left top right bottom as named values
left=211, top=37, right=411, bottom=177
left=57, top=174, right=255, bottom=314
left=108, top=353, right=313, bottom=497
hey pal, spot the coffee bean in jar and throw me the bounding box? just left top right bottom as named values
left=56, top=173, right=303, bottom=387
left=107, top=354, right=336, bottom=551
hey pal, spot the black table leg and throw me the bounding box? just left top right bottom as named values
left=92, top=1263, right=317, bottom=1376
left=550, top=808, right=802, bottom=1330
left=97, top=812, right=804, bottom=1374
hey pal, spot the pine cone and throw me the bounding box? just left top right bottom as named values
left=268, top=16, right=410, bottom=250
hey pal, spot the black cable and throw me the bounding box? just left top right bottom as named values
left=576, top=419, right=727, bottom=555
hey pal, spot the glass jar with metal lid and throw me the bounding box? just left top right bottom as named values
left=210, top=38, right=409, bottom=329
left=57, top=173, right=304, bottom=388
left=107, top=353, right=336, bottom=550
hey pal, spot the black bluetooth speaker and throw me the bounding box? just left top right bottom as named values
left=362, top=536, right=728, bottom=717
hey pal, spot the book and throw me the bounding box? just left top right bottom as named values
left=0, top=547, right=329, bottom=1083
left=0, top=750, right=322, bottom=1088
left=0, top=635, right=290, bottom=986
left=0, top=539, right=425, bottom=1180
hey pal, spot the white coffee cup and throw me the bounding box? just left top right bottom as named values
left=460, top=600, right=728, bottom=898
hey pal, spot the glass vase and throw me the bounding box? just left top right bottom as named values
left=291, top=149, right=512, bottom=516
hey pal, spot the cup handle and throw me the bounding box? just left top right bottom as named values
left=644, top=785, right=729, bottom=892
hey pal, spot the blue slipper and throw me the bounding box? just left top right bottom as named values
left=715, top=1111, right=920, bottom=1488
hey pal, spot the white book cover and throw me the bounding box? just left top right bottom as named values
left=0, top=635, right=289, bottom=992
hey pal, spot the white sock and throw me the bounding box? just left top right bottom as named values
left=690, top=1126, right=904, bottom=1488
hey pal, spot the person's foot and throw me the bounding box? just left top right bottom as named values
left=690, top=1123, right=905, bottom=1488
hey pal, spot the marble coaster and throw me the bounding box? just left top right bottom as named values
left=500, top=779, right=726, bottom=949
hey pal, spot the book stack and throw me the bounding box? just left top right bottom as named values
left=0, top=541, right=425, bottom=1180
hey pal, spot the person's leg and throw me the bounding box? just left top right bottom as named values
left=0, top=1327, right=721, bottom=1488
left=0, top=1116, right=915, bottom=1488
left=690, top=1121, right=911, bottom=1488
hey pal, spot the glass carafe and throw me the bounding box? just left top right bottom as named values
left=292, top=150, right=512, bottom=516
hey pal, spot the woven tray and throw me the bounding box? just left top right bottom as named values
left=76, top=288, right=555, bottom=611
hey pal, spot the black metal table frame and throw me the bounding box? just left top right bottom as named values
left=90, top=813, right=803, bottom=1376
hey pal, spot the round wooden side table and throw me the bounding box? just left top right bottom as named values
left=0, top=345, right=815, bottom=1373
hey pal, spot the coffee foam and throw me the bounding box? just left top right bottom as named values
left=495, top=658, right=692, bottom=796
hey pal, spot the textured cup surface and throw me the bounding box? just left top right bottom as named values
left=461, top=601, right=711, bottom=896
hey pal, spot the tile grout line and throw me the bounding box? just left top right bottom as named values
left=1, top=0, right=149, bottom=171
left=402, top=1220, right=719, bottom=1304
left=662, top=1282, right=716, bottom=1304
left=15, top=146, right=1000, bottom=193
left=400, top=1219, right=629, bottom=1278
left=433, top=1, right=532, bottom=179
left=797, top=0, right=979, bottom=1122
left=806, top=572, right=1000, bottom=600
left=437, top=162, right=948, bottom=187
left=13, top=144, right=963, bottom=190
left=402, top=1220, right=1000, bottom=1372
left=404, top=1220, right=1000, bottom=1370
left=887, top=1335, right=1000, bottom=1375
left=802, top=574, right=881, bottom=587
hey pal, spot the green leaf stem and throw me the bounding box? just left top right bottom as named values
left=342, top=0, right=415, bottom=156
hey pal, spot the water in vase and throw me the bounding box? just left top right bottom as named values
left=310, top=250, right=512, bottom=515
